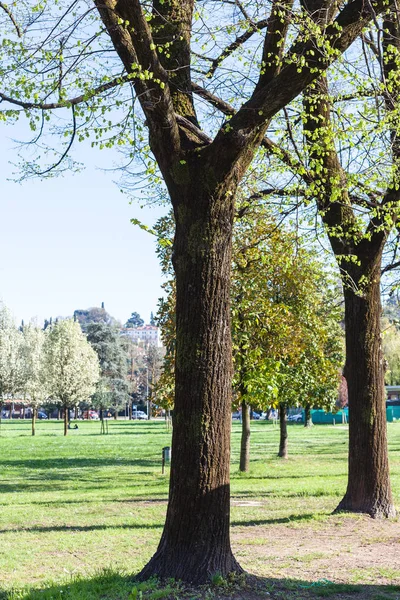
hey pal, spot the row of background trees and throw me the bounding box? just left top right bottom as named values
left=153, top=201, right=400, bottom=467
left=0, top=304, right=163, bottom=435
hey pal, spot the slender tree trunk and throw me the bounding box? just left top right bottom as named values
left=138, top=183, right=242, bottom=583
left=278, top=402, right=288, bottom=459
left=304, top=403, right=312, bottom=427
left=239, top=400, right=251, bottom=472
left=57, top=408, right=61, bottom=420
left=336, top=269, right=395, bottom=518
left=32, top=407, right=36, bottom=436
left=114, top=410, right=117, bottom=420
left=64, top=403, right=68, bottom=436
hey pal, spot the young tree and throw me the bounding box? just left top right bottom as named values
left=44, top=320, right=100, bottom=435
left=383, top=319, right=400, bottom=386
left=20, top=324, right=48, bottom=436
left=86, top=322, right=129, bottom=420
left=0, top=0, right=392, bottom=581
left=232, top=205, right=343, bottom=465
left=144, top=344, right=163, bottom=419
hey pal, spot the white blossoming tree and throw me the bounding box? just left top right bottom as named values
left=0, top=303, right=23, bottom=425
left=20, top=324, right=48, bottom=436
left=44, top=320, right=100, bottom=436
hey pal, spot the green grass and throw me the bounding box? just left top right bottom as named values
left=0, top=419, right=399, bottom=599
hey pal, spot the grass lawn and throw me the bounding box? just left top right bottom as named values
left=0, top=418, right=399, bottom=600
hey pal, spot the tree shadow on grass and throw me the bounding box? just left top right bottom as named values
left=0, top=456, right=161, bottom=471
left=10, top=495, right=168, bottom=507
left=0, top=522, right=163, bottom=534
left=231, top=512, right=320, bottom=527
left=1, top=570, right=400, bottom=600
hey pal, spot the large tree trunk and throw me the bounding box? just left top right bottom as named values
left=138, top=184, right=242, bottom=583
left=278, top=403, right=288, bottom=459
left=239, top=400, right=251, bottom=472
left=336, top=268, right=395, bottom=518
left=32, top=407, right=36, bottom=436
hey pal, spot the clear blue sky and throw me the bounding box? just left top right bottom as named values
left=0, top=119, right=168, bottom=327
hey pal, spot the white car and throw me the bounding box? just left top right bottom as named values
left=288, top=413, right=303, bottom=422
left=135, top=410, right=148, bottom=420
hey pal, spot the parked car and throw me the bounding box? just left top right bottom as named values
left=37, top=411, right=48, bottom=419
left=82, top=410, right=99, bottom=420
left=232, top=411, right=241, bottom=420
left=251, top=412, right=261, bottom=420
left=288, top=413, right=303, bottom=422
left=134, top=410, right=147, bottom=420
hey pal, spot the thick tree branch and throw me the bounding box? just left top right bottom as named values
left=0, top=2, right=21, bottom=37
left=191, top=82, right=313, bottom=183
left=210, top=0, right=392, bottom=173
left=255, top=0, right=294, bottom=90
left=152, top=0, right=199, bottom=125
left=93, top=0, right=181, bottom=165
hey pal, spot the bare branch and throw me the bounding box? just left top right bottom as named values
left=93, top=0, right=181, bottom=163
left=0, top=74, right=132, bottom=110
left=205, top=19, right=269, bottom=78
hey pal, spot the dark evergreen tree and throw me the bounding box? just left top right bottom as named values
left=125, top=312, right=144, bottom=328
left=87, top=323, right=129, bottom=418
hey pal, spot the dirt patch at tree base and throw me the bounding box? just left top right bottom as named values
left=227, top=513, right=400, bottom=598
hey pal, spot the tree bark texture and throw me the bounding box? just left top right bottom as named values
left=240, top=401, right=251, bottom=472
left=336, top=265, right=395, bottom=518
left=138, top=182, right=242, bottom=583
left=278, top=403, right=288, bottom=459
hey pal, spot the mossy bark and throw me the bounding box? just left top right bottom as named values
left=138, top=177, right=243, bottom=584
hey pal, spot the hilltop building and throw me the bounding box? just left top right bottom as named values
left=120, top=324, right=161, bottom=347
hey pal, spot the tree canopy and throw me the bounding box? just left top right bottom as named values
left=44, top=319, right=100, bottom=435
